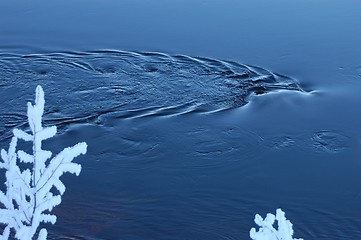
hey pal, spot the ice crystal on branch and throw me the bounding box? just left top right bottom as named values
left=250, top=208, right=303, bottom=240
left=0, top=86, right=87, bottom=240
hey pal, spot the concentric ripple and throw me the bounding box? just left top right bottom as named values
left=0, top=50, right=305, bottom=137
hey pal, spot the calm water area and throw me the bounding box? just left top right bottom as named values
left=1, top=0, right=361, bottom=239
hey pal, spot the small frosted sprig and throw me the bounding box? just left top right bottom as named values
left=0, top=86, right=87, bottom=240
left=250, top=208, right=303, bottom=240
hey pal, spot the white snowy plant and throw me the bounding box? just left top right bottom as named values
left=250, top=208, right=303, bottom=240
left=0, top=86, right=87, bottom=240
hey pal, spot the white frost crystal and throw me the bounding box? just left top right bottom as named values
left=250, top=208, right=303, bottom=240
left=0, top=86, right=87, bottom=239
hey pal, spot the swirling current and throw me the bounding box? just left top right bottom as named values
left=0, top=50, right=304, bottom=139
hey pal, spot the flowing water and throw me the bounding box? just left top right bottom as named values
left=1, top=0, right=361, bottom=239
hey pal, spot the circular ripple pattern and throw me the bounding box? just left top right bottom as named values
left=0, top=50, right=304, bottom=138
left=311, top=130, right=351, bottom=153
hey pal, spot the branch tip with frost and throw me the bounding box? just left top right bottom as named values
left=250, top=208, right=303, bottom=240
left=0, top=85, right=87, bottom=240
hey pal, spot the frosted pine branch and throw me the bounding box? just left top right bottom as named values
left=0, top=86, right=87, bottom=239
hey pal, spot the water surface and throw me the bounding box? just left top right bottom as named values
left=1, top=0, right=361, bottom=239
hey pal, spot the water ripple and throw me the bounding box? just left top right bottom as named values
left=311, top=130, right=351, bottom=153
left=0, top=50, right=305, bottom=136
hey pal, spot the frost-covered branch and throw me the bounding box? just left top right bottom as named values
left=250, top=208, right=303, bottom=240
left=0, top=86, right=87, bottom=240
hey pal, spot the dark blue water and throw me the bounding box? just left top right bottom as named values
left=0, top=50, right=305, bottom=138
left=1, top=0, right=361, bottom=239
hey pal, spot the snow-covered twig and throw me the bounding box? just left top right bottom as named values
left=0, top=86, right=87, bottom=240
left=250, top=208, right=303, bottom=240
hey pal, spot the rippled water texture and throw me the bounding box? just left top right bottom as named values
left=0, top=50, right=304, bottom=139
left=1, top=48, right=361, bottom=239
left=2, top=45, right=361, bottom=240
left=2, top=0, right=361, bottom=239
